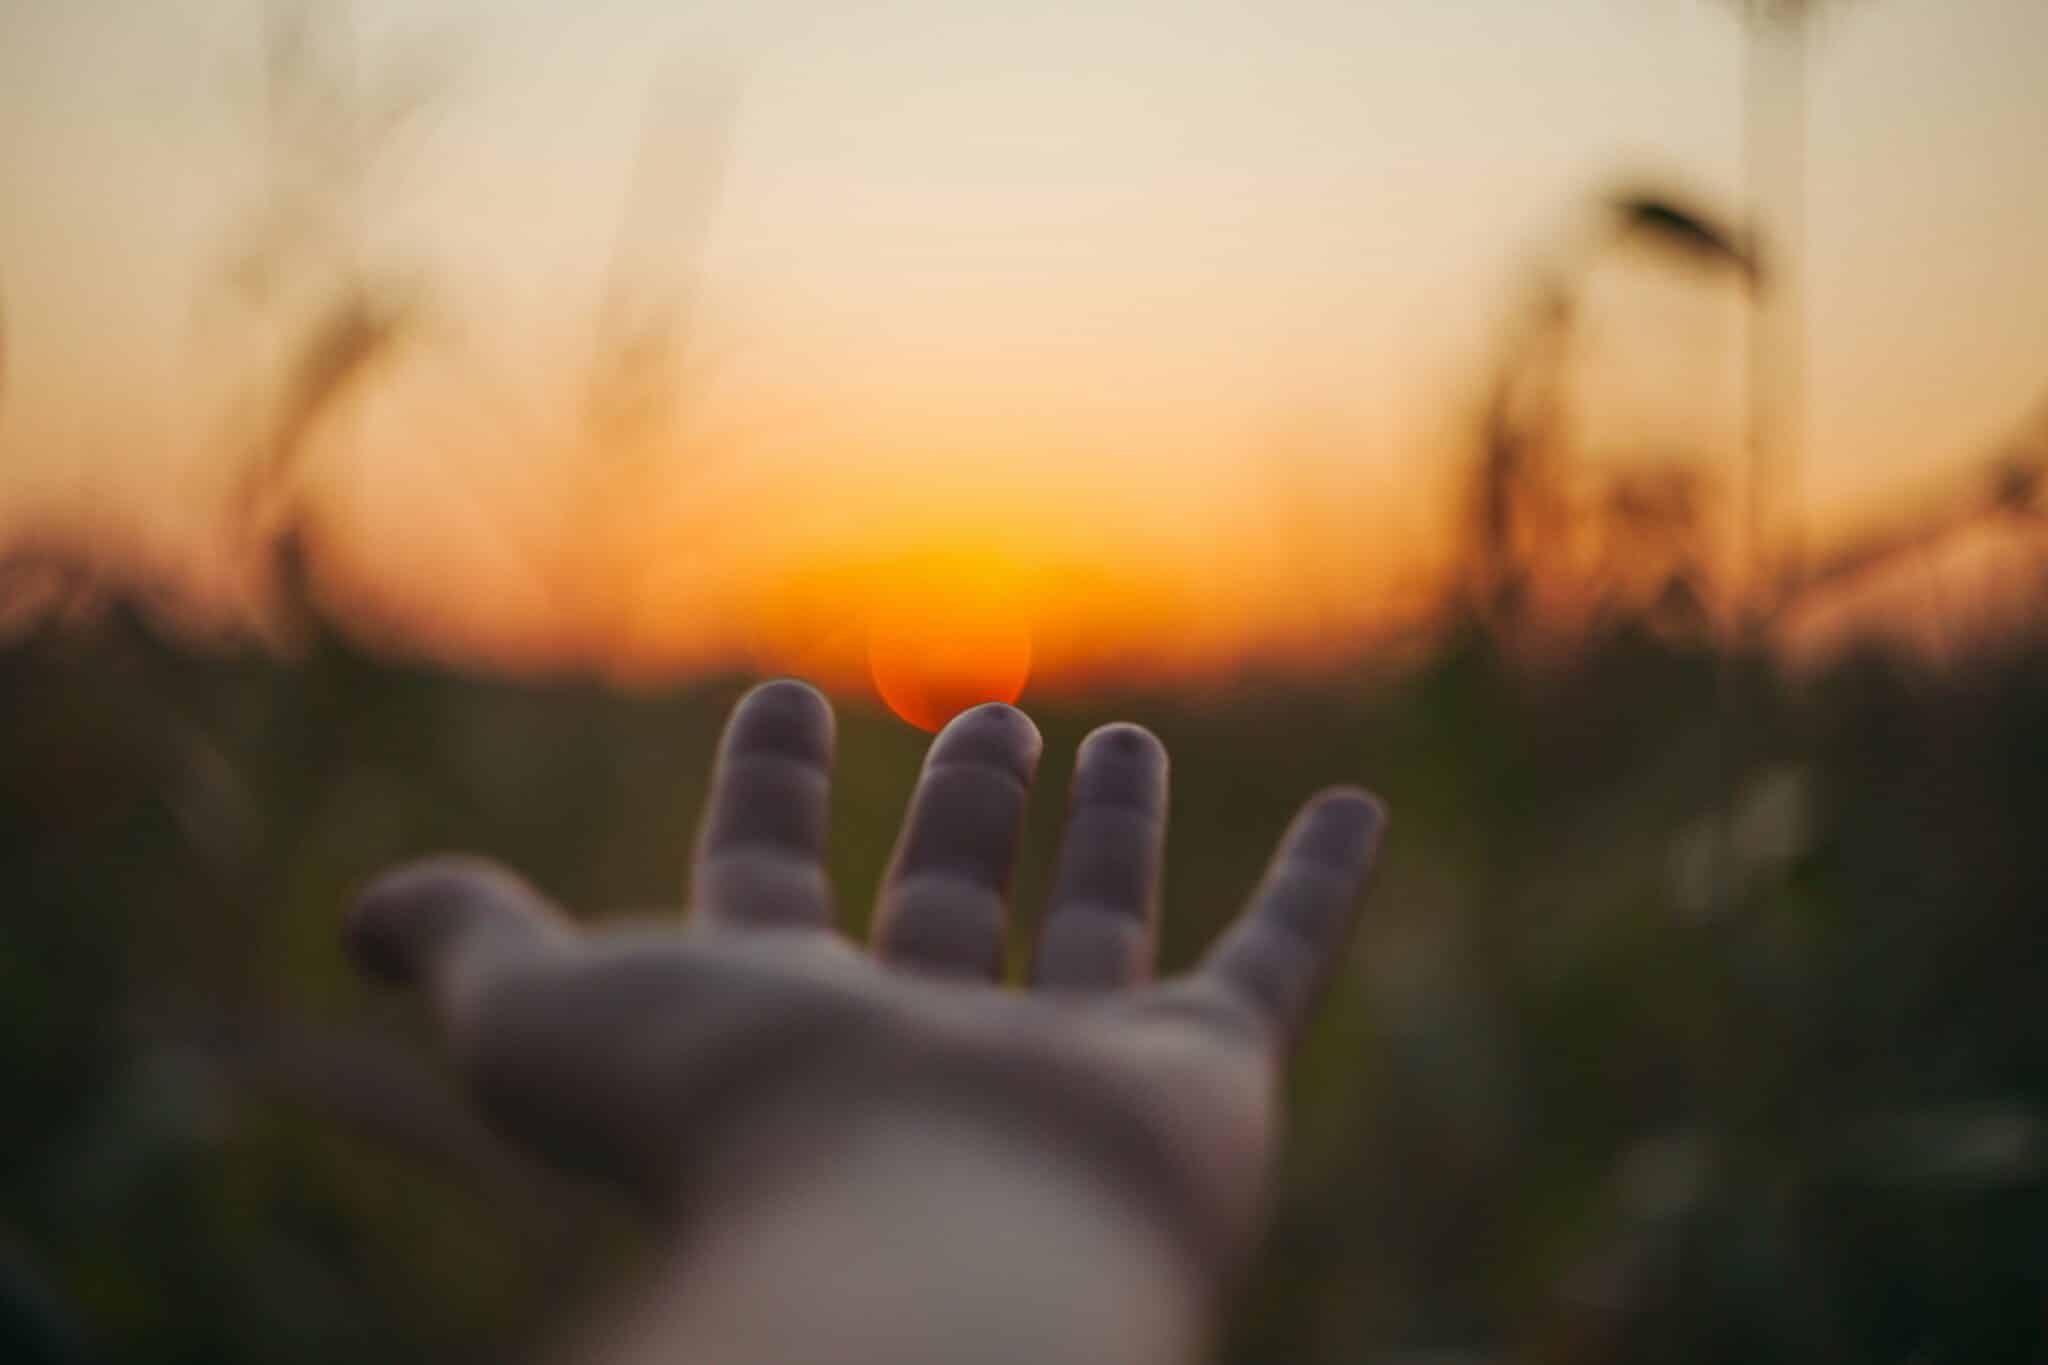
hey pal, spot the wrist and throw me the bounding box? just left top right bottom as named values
left=588, top=1102, right=1210, bottom=1365
left=672, top=1030, right=1256, bottom=1291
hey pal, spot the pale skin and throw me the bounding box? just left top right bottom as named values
left=348, top=679, right=1386, bottom=1365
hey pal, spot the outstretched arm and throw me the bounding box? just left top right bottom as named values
left=577, top=1109, right=1208, bottom=1365
left=349, top=681, right=1385, bottom=1365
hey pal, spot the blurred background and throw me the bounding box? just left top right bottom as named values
left=3, top=0, right=2046, bottom=1360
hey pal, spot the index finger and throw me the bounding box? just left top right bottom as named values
left=1198, top=788, right=1385, bottom=1043
left=690, top=679, right=838, bottom=932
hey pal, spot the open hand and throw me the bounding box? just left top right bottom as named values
left=348, top=681, right=1384, bottom=1279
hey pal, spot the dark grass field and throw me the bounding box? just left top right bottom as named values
left=4, top=601, right=2043, bottom=1364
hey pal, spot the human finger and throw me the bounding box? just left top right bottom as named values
left=690, top=679, right=838, bottom=932
left=347, top=855, right=580, bottom=1034
left=871, top=703, right=1042, bottom=979
left=1031, top=722, right=1168, bottom=991
left=1198, top=788, right=1385, bottom=1042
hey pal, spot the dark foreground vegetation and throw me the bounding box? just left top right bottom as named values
left=2, top=598, right=2042, bottom=1365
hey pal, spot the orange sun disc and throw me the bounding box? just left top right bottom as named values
left=868, top=596, right=1033, bottom=732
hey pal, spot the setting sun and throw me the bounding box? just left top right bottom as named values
left=868, top=589, right=1033, bottom=732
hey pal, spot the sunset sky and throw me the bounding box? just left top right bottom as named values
left=2, top=0, right=2044, bottom=694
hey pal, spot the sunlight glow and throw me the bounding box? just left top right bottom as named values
left=869, top=588, right=1033, bottom=731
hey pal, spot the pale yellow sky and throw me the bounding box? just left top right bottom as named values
left=1, top=0, right=2044, bottom=681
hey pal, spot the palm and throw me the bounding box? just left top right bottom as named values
left=349, top=682, right=1383, bottom=1274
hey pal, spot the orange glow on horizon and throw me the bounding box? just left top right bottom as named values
left=751, top=537, right=1042, bottom=726
left=711, top=472, right=1425, bottom=708
left=4, top=0, right=2047, bottom=699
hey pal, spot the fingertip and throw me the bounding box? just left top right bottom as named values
left=726, top=678, right=835, bottom=763
left=1288, top=787, right=1389, bottom=869
left=345, top=855, right=554, bottom=987
left=349, top=855, right=466, bottom=984
left=928, top=701, right=1042, bottom=781
left=744, top=677, right=832, bottom=713
left=1073, top=721, right=1169, bottom=810
left=1308, top=784, right=1387, bottom=827
left=1082, top=720, right=1162, bottom=754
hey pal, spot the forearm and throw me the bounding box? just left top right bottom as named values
left=568, top=1112, right=1212, bottom=1365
